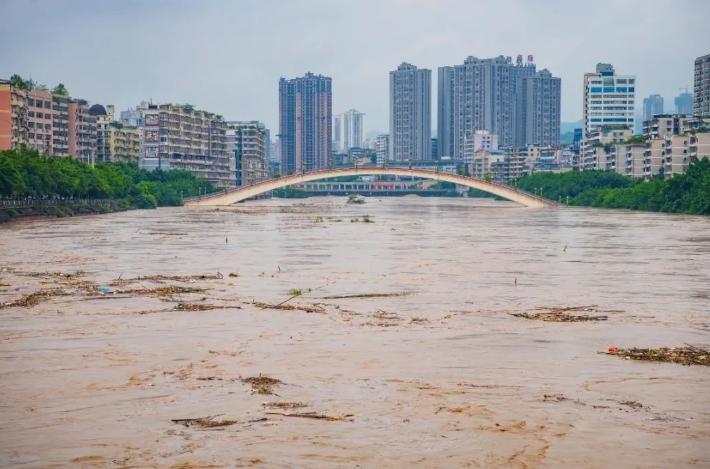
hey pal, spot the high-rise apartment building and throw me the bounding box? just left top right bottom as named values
left=375, top=134, right=389, bottom=164
left=226, top=121, right=268, bottom=187
left=643, top=94, right=664, bottom=121
left=389, top=62, right=431, bottom=162
left=279, top=73, right=332, bottom=174
left=437, top=55, right=544, bottom=154
left=582, top=63, right=636, bottom=135
left=141, top=103, right=232, bottom=187
left=334, top=109, right=364, bottom=152
left=516, top=69, right=561, bottom=147
left=694, top=54, right=710, bottom=116
left=674, top=91, right=693, bottom=115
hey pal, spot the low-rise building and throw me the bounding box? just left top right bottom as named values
left=225, top=121, right=268, bottom=187
left=0, top=79, right=28, bottom=150
left=643, top=114, right=710, bottom=139
left=141, top=103, right=232, bottom=187
left=68, top=99, right=97, bottom=164
left=108, top=124, right=141, bottom=163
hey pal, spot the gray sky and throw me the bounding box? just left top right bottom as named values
left=1, top=0, right=708, bottom=136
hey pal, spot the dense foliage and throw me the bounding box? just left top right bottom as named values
left=514, top=158, right=710, bottom=215
left=0, top=148, right=216, bottom=209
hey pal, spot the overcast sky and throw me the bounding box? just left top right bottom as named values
left=1, top=0, right=708, bottom=136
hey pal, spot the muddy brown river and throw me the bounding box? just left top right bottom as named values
left=0, top=197, right=709, bottom=468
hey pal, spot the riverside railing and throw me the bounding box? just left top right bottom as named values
left=0, top=197, right=117, bottom=210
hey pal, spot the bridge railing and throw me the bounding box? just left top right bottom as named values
left=185, top=166, right=556, bottom=206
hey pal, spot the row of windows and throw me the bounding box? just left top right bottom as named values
left=28, top=112, right=52, bottom=119
left=588, top=78, right=635, bottom=85
left=589, top=87, right=635, bottom=93
left=27, top=98, right=51, bottom=108
left=590, top=118, right=634, bottom=122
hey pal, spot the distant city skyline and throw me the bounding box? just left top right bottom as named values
left=0, top=0, right=708, bottom=134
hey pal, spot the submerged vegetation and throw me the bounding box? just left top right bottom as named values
left=514, top=158, right=710, bottom=215
left=0, top=148, right=216, bottom=221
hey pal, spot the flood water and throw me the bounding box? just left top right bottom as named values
left=1, top=197, right=709, bottom=467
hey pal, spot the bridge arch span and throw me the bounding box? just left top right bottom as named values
left=185, top=167, right=556, bottom=208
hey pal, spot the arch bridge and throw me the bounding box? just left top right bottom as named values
left=185, top=167, right=556, bottom=208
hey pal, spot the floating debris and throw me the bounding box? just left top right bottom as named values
left=265, top=411, right=353, bottom=421
left=347, top=195, right=365, bottom=204
left=228, top=272, right=239, bottom=278
left=321, top=291, right=410, bottom=300
left=543, top=394, right=568, bottom=402
left=171, top=416, right=239, bottom=428
left=110, top=273, right=223, bottom=286
left=174, top=303, right=242, bottom=312
left=0, top=288, right=69, bottom=309
left=242, top=375, right=282, bottom=395
left=605, top=346, right=710, bottom=366
left=117, top=286, right=207, bottom=297
left=252, top=301, right=325, bottom=314
left=511, top=305, right=609, bottom=322
left=262, top=401, right=307, bottom=409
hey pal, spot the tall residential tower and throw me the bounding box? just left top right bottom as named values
left=437, top=55, right=546, bottom=155
left=279, top=73, right=332, bottom=174
left=334, top=109, right=365, bottom=151
left=695, top=54, right=710, bottom=116
left=643, top=94, right=664, bottom=120
left=389, top=63, right=431, bottom=162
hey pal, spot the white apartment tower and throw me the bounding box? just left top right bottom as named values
left=583, top=63, right=636, bottom=135
left=334, top=109, right=365, bottom=151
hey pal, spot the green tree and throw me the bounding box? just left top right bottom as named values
left=51, top=83, right=69, bottom=96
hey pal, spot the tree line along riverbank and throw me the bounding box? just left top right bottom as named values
left=513, top=158, right=710, bottom=215
left=0, top=148, right=217, bottom=222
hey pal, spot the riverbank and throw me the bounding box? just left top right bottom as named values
left=514, top=158, right=710, bottom=215
left=0, top=199, right=131, bottom=224
left=1, top=198, right=708, bottom=467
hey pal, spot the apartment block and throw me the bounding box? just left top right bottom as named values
left=580, top=126, right=633, bottom=171
left=462, top=129, right=499, bottom=163
left=26, top=89, right=53, bottom=154
left=643, top=114, right=710, bottom=139
left=279, top=73, right=332, bottom=174
left=583, top=63, right=635, bottom=135
left=375, top=134, right=389, bottom=164
left=141, top=103, right=232, bottom=187
left=67, top=100, right=97, bottom=164
left=694, top=54, right=710, bottom=116
left=334, top=109, right=364, bottom=152
left=642, top=139, right=665, bottom=178
left=625, top=144, right=646, bottom=178
left=108, top=126, right=141, bottom=163
left=642, top=94, right=664, bottom=121
left=0, top=80, right=28, bottom=150
left=675, top=91, right=693, bottom=115
left=438, top=54, right=559, bottom=153
left=516, top=69, right=561, bottom=147
left=226, top=121, right=268, bottom=187
left=389, top=63, right=431, bottom=161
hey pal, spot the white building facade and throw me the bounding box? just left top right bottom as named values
left=583, top=63, right=636, bottom=135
